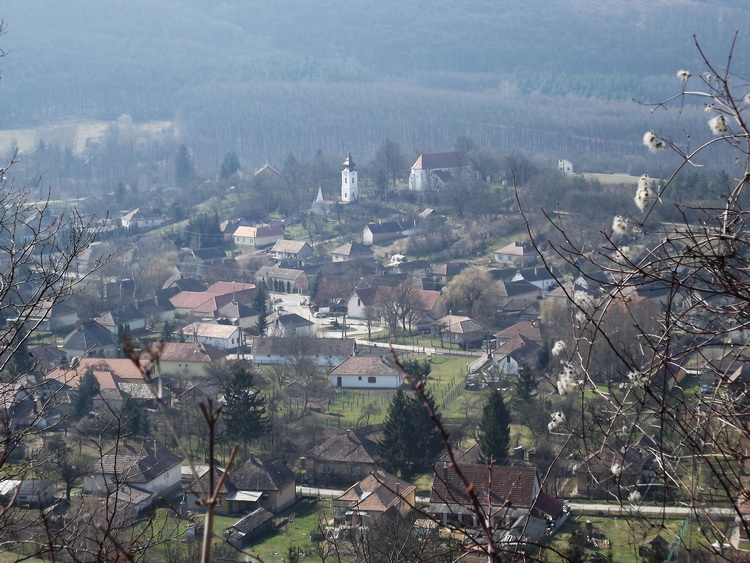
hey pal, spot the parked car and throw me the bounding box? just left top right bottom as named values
left=276, top=305, right=285, bottom=311
left=313, top=311, right=328, bottom=318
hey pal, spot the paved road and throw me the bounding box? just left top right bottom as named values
left=297, top=486, right=737, bottom=520
left=567, top=502, right=736, bottom=519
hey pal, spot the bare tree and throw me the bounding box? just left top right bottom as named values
left=519, top=36, right=750, bottom=558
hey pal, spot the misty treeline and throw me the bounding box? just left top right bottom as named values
left=1, top=1, right=748, bottom=172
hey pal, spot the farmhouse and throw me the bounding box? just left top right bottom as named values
left=329, top=355, right=403, bottom=389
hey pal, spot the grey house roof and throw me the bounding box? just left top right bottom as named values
left=93, top=443, right=183, bottom=484
left=305, top=428, right=380, bottom=464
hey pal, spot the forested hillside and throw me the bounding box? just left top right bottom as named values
left=1, top=0, right=748, bottom=171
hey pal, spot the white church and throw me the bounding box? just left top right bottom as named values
left=312, top=151, right=359, bottom=214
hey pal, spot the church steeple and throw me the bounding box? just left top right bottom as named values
left=341, top=151, right=358, bottom=203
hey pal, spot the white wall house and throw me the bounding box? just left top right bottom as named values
left=233, top=224, right=285, bottom=248
left=121, top=208, right=165, bottom=230
left=329, top=355, right=403, bottom=389
left=84, top=443, right=183, bottom=497
left=179, top=322, right=242, bottom=350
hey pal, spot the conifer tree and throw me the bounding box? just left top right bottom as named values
left=71, top=370, right=100, bottom=419
left=379, top=387, right=443, bottom=479
left=477, top=389, right=511, bottom=465
left=221, top=365, right=270, bottom=453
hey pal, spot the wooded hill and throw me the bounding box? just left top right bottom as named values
left=0, top=0, right=748, bottom=172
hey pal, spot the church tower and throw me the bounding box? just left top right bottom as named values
left=341, top=151, right=358, bottom=203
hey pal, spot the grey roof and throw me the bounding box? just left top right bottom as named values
left=93, top=443, right=183, bottom=484
left=230, top=456, right=295, bottom=492
left=251, top=337, right=355, bottom=358
left=365, top=222, right=404, bottom=235
left=226, top=507, right=274, bottom=538
left=63, top=321, right=117, bottom=351
left=267, top=312, right=314, bottom=328
left=306, top=429, right=380, bottom=464
left=330, top=355, right=402, bottom=377
left=331, top=241, right=373, bottom=257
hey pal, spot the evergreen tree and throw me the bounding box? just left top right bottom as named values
left=402, top=359, right=431, bottom=385
left=514, top=364, right=538, bottom=406
left=122, top=397, right=150, bottom=438
left=252, top=285, right=268, bottom=313
left=175, top=144, right=195, bottom=187
left=378, top=389, right=411, bottom=476
left=221, top=366, right=270, bottom=452
left=255, top=310, right=268, bottom=337
left=477, top=389, right=511, bottom=465
left=309, top=270, right=323, bottom=301
left=71, top=370, right=100, bottom=419
left=220, top=152, right=241, bottom=179
left=379, top=387, right=443, bottom=479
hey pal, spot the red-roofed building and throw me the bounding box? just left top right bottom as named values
left=409, top=152, right=466, bottom=192
left=428, top=464, right=567, bottom=540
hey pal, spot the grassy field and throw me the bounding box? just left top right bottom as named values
left=580, top=172, right=642, bottom=185
left=0, top=119, right=175, bottom=154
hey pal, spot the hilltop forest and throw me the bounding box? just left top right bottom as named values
left=0, top=0, right=749, bottom=186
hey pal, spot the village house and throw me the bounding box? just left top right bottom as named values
left=575, top=444, right=655, bottom=500
left=233, top=224, right=285, bottom=248
left=157, top=341, right=227, bottom=377
left=362, top=222, right=405, bottom=246
left=494, top=241, right=538, bottom=268
left=179, top=322, right=243, bottom=350
left=431, top=314, right=487, bottom=348
left=0, top=480, right=56, bottom=508
left=177, top=247, right=227, bottom=278
left=302, top=428, right=381, bottom=485
left=251, top=337, right=355, bottom=368
left=510, top=266, right=561, bottom=291
left=332, top=471, right=416, bottom=526
left=491, top=334, right=542, bottom=377
left=409, top=151, right=467, bottom=192
left=84, top=442, right=183, bottom=498
left=255, top=265, right=309, bottom=294
left=269, top=239, right=314, bottom=262
left=265, top=312, right=314, bottom=338
left=95, top=304, right=148, bottom=334
left=330, top=241, right=374, bottom=263
left=120, top=208, right=165, bottom=230
left=11, top=300, right=78, bottom=333
left=185, top=456, right=296, bottom=514
left=431, top=261, right=471, bottom=286
left=428, top=464, right=567, bottom=542
left=61, top=320, right=118, bottom=359
left=494, top=319, right=543, bottom=348
left=329, top=355, right=403, bottom=389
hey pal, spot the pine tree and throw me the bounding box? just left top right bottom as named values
left=221, top=366, right=270, bottom=452
left=220, top=152, right=241, bottom=179
left=477, top=389, right=511, bottom=465
left=379, top=387, right=443, bottom=479
left=71, top=370, right=100, bottom=419
left=175, top=144, right=195, bottom=187
left=378, top=389, right=411, bottom=476
left=514, top=364, right=538, bottom=406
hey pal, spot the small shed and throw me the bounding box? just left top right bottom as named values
left=224, top=507, right=275, bottom=547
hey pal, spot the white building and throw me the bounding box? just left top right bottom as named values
left=329, top=355, right=403, bottom=389
left=341, top=151, right=358, bottom=203
left=179, top=322, right=243, bottom=350
left=84, top=443, right=183, bottom=497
